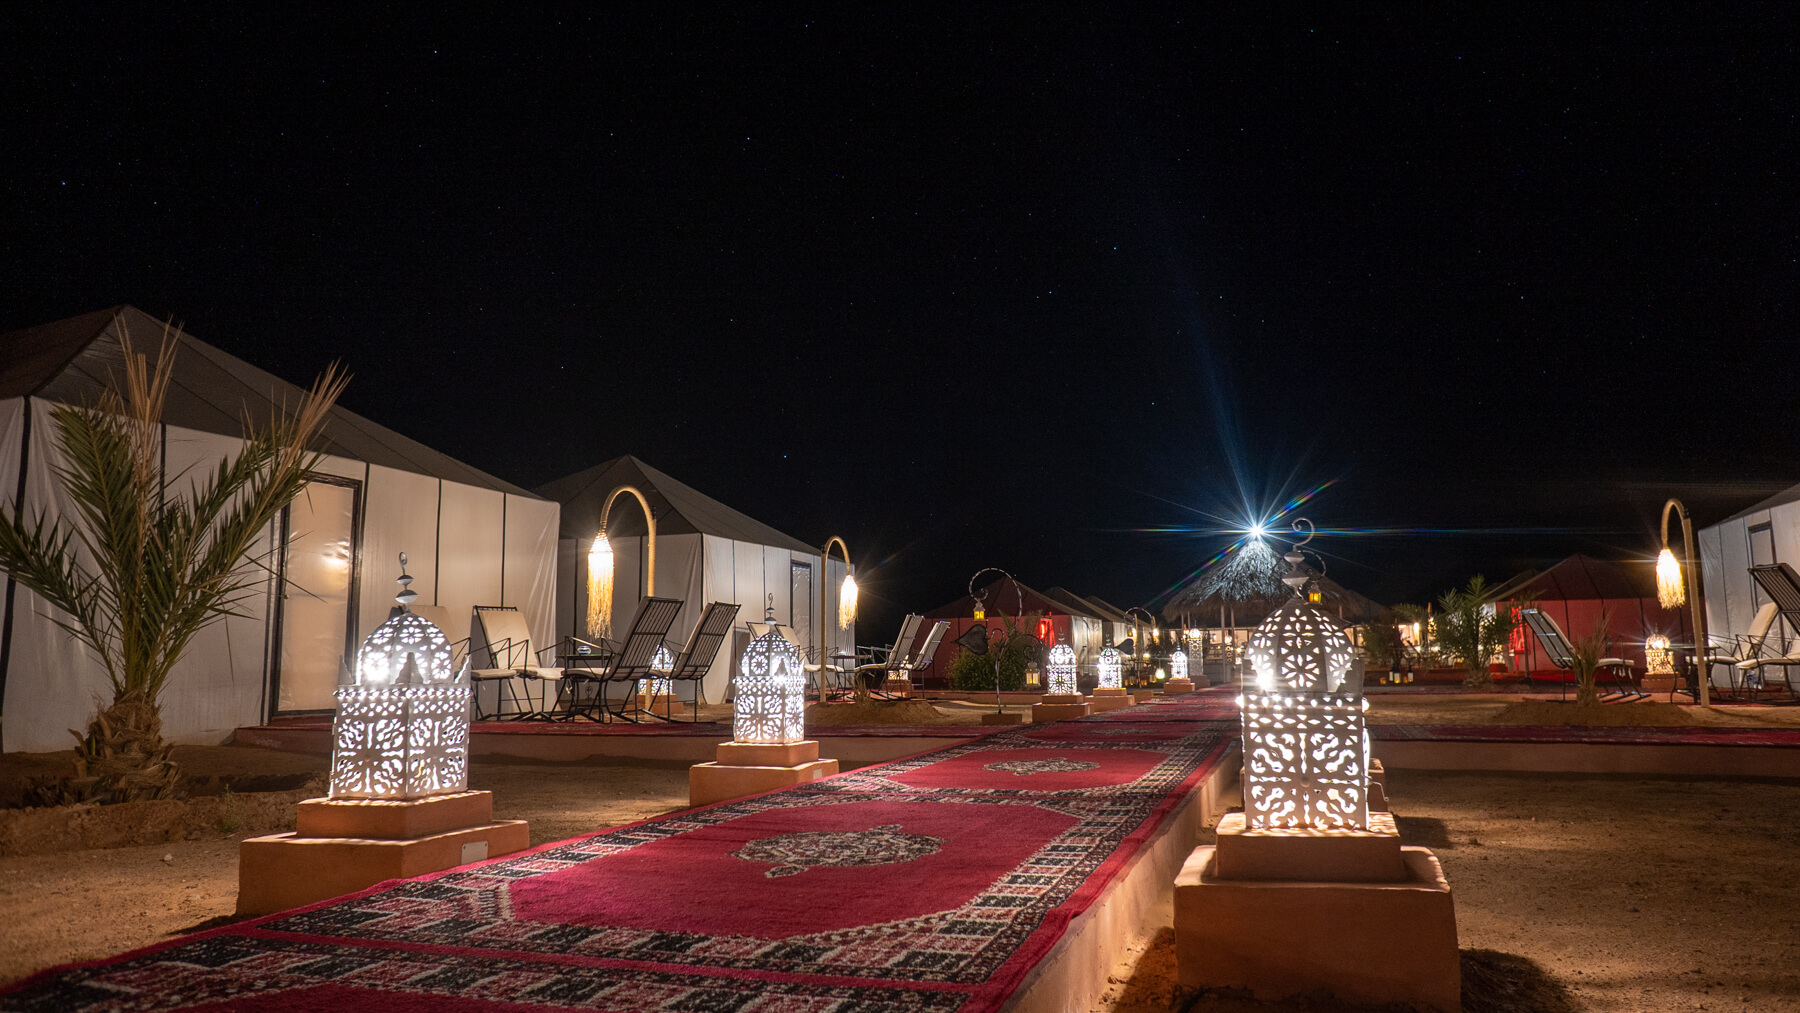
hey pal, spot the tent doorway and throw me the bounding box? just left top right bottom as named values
left=271, top=477, right=362, bottom=715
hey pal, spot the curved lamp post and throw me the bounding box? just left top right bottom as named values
left=588, top=485, right=656, bottom=641
left=967, top=567, right=1022, bottom=716
left=1659, top=498, right=1710, bottom=706
left=820, top=536, right=856, bottom=703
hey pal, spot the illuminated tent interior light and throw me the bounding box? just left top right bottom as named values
left=733, top=606, right=807, bottom=745
left=1171, top=648, right=1189, bottom=681
left=1098, top=647, right=1123, bottom=689
left=330, top=554, right=471, bottom=800
left=1240, top=592, right=1367, bottom=831
left=587, top=530, right=614, bottom=640
left=1645, top=634, right=1675, bottom=676
left=1656, top=547, right=1686, bottom=609
left=1045, top=643, right=1078, bottom=695
left=645, top=643, right=675, bottom=697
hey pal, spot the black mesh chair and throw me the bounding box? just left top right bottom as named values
left=596, top=597, right=687, bottom=722
left=1520, top=608, right=1644, bottom=702
left=655, top=601, right=740, bottom=722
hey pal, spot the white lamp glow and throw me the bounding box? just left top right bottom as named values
left=1171, top=648, right=1189, bottom=681
left=733, top=609, right=807, bottom=744
left=1656, top=547, right=1685, bottom=609
left=1240, top=552, right=1367, bottom=831
left=645, top=642, right=675, bottom=697
left=839, top=574, right=859, bottom=630
left=330, top=555, right=471, bottom=800
left=1098, top=646, right=1123, bottom=689
left=1046, top=643, right=1078, bottom=696
left=587, top=530, right=614, bottom=640
left=1645, top=634, right=1674, bottom=676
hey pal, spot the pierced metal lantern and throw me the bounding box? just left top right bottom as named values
left=1645, top=634, right=1675, bottom=676
left=1097, top=647, right=1123, bottom=689
left=645, top=643, right=676, bottom=697
left=733, top=609, right=806, bottom=744
left=1170, top=648, right=1189, bottom=682
left=1045, top=643, right=1078, bottom=696
left=330, top=555, right=471, bottom=800
left=1239, top=548, right=1369, bottom=831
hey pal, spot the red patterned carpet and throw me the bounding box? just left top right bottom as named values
left=2, top=696, right=1233, bottom=1012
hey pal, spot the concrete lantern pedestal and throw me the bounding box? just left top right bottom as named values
left=1175, top=812, right=1460, bottom=1012
left=238, top=791, right=528, bottom=916
left=1030, top=693, right=1092, bottom=722
left=1088, top=687, right=1134, bottom=712
left=689, top=740, right=839, bottom=806
left=980, top=711, right=1025, bottom=725
left=1162, top=678, right=1195, bottom=695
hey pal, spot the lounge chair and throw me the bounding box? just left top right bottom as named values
left=857, top=619, right=949, bottom=697
left=471, top=605, right=562, bottom=719
left=566, top=596, right=686, bottom=723
left=655, top=601, right=740, bottom=721
left=1700, top=601, right=1780, bottom=702
left=1733, top=568, right=1800, bottom=702
left=846, top=615, right=922, bottom=698
left=1520, top=609, right=1642, bottom=702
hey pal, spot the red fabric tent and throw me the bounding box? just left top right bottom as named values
left=1497, top=554, right=1692, bottom=680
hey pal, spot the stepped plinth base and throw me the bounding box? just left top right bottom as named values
left=689, top=739, right=839, bottom=806
left=239, top=791, right=528, bottom=916
left=1030, top=694, right=1091, bottom=723
left=1175, top=812, right=1459, bottom=1012
left=1089, top=687, right=1134, bottom=712
left=980, top=711, right=1025, bottom=725
left=1163, top=678, right=1195, bottom=695
left=1131, top=689, right=1158, bottom=703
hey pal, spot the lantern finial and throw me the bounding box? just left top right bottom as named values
left=395, top=552, right=418, bottom=609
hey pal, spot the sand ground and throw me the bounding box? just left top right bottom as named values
left=1093, top=769, right=1800, bottom=1013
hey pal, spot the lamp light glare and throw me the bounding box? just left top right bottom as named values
left=839, top=574, right=859, bottom=630
left=1645, top=634, right=1675, bottom=676
left=1045, top=643, right=1078, bottom=695
left=1097, top=647, right=1123, bottom=689
left=587, top=531, right=614, bottom=640
left=1656, top=547, right=1686, bottom=609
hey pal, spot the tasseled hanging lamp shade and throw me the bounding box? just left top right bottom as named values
left=839, top=574, right=858, bottom=630
left=1656, top=547, right=1685, bottom=609
left=587, top=530, right=614, bottom=640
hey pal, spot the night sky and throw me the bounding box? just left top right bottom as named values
left=5, top=7, right=1796, bottom=638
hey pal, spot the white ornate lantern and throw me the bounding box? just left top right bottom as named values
left=1045, top=643, right=1078, bottom=696
left=733, top=608, right=806, bottom=744
left=1239, top=549, right=1368, bottom=831
left=330, top=555, right=471, bottom=800
left=1097, top=647, right=1123, bottom=689
left=1645, top=634, right=1674, bottom=676
left=1171, top=648, right=1189, bottom=681
left=645, top=643, right=676, bottom=697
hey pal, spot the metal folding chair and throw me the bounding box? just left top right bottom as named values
left=471, top=606, right=562, bottom=719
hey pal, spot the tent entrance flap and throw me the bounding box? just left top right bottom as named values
left=274, top=478, right=360, bottom=713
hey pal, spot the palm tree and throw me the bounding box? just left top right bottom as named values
left=1433, top=576, right=1518, bottom=689
left=0, top=316, right=345, bottom=803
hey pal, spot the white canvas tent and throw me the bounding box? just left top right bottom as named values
left=1700, top=483, right=1800, bottom=645
left=0, top=307, right=558, bottom=752
left=537, top=455, right=854, bottom=705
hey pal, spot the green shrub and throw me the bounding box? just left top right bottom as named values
left=947, top=615, right=1047, bottom=691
